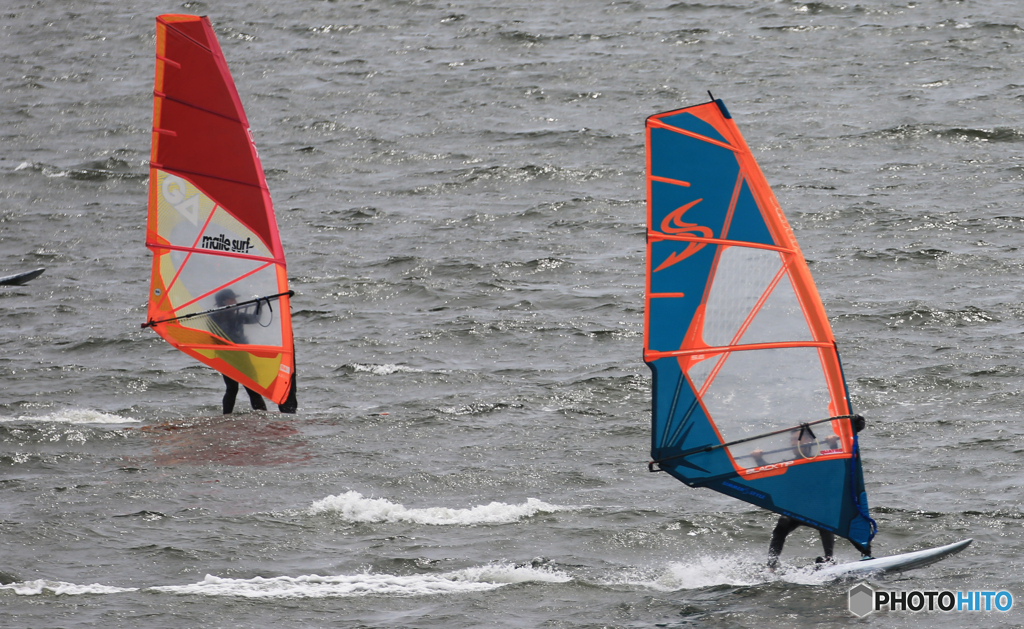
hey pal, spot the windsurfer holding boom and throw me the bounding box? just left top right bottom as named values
left=751, top=414, right=871, bottom=569
left=209, top=288, right=297, bottom=415
left=210, top=288, right=267, bottom=414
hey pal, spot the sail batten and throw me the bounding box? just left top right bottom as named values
left=147, top=164, right=270, bottom=193
left=647, top=234, right=794, bottom=255
left=645, top=99, right=874, bottom=548
left=648, top=119, right=739, bottom=151
left=145, top=14, right=296, bottom=407
left=153, top=99, right=245, bottom=124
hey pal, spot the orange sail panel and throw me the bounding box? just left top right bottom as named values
left=645, top=99, right=874, bottom=548
left=145, top=14, right=295, bottom=406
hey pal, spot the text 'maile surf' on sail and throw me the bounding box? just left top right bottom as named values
left=644, top=98, right=875, bottom=550
left=143, top=14, right=296, bottom=408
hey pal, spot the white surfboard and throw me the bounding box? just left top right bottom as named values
left=817, top=539, right=972, bottom=578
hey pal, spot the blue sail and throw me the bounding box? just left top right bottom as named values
left=644, top=99, right=876, bottom=548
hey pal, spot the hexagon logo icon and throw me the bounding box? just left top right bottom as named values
left=849, top=582, right=875, bottom=617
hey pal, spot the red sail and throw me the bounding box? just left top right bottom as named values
left=146, top=15, right=295, bottom=406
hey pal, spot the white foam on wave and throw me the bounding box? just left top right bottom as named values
left=601, top=555, right=768, bottom=591
left=0, top=564, right=571, bottom=599
left=148, top=563, right=571, bottom=599
left=0, top=410, right=140, bottom=424
left=308, top=491, right=568, bottom=525
left=0, top=579, right=138, bottom=595
left=350, top=363, right=423, bottom=375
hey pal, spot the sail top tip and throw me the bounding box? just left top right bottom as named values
left=714, top=98, right=731, bottom=119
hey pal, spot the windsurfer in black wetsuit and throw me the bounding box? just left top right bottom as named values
left=210, top=288, right=297, bottom=415
left=751, top=414, right=871, bottom=569
left=210, top=289, right=266, bottom=414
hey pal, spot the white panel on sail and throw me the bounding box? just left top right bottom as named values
left=687, top=354, right=717, bottom=395
left=697, top=346, right=830, bottom=443
left=701, top=246, right=782, bottom=347
left=156, top=170, right=217, bottom=247
left=739, top=270, right=814, bottom=345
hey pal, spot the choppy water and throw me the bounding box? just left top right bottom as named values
left=2, top=0, right=1024, bottom=627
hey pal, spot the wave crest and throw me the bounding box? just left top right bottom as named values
left=148, top=563, right=571, bottom=598
left=309, top=491, right=568, bottom=525
left=0, top=579, right=138, bottom=595
left=0, top=410, right=139, bottom=424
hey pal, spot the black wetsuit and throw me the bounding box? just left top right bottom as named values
left=223, top=372, right=297, bottom=414
left=211, top=305, right=265, bottom=414
left=217, top=313, right=255, bottom=345
left=768, top=516, right=836, bottom=561
left=768, top=516, right=871, bottom=563
left=222, top=373, right=267, bottom=414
